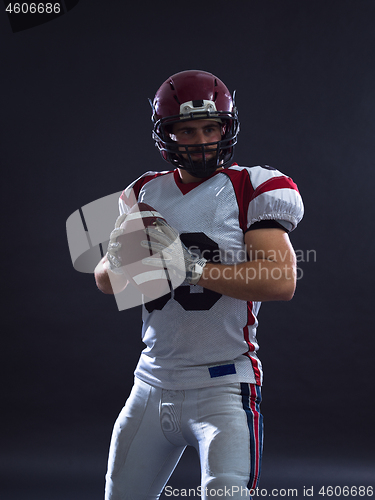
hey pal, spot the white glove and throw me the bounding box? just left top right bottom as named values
left=106, top=213, right=128, bottom=275
left=141, top=219, right=207, bottom=285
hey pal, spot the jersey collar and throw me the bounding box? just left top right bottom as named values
left=173, top=168, right=223, bottom=195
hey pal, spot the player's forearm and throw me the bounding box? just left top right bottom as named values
left=198, top=259, right=296, bottom=302
left=94, top=256, right=128, bottom=295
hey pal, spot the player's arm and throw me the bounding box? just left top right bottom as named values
left=198, top=227, right=297, bottom=302
left=94, top=255, right=128, bottom=295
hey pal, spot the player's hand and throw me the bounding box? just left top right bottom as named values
left=106, top=213, right=129, bottom=275
left=141, top=219, right=207, bottom=285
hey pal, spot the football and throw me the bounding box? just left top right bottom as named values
left=117, top=202, right=171, bottom=299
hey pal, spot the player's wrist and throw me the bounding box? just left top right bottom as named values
left=106, top=251, right=124, bottom=275
left=187, top=257, right=207, bottom=285
left=101, top=255, right=129, bottom=292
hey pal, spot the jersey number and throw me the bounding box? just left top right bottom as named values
left=144, top=232, right=222, bottom=313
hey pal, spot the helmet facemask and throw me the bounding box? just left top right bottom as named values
left=152, top=99, right=239, bottom=178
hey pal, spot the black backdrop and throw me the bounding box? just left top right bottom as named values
left=1, top=1, right=374, bottom=499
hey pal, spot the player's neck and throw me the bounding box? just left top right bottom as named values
left=177, top=167, right=224, bottom=184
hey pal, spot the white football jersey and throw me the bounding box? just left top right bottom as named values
left=118, top=165, right=304, bottom=390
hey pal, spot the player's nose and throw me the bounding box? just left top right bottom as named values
left=195, top=129, right=209, bottom=144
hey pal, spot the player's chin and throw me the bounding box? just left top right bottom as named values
left=190, top=151, right=216, bottom=162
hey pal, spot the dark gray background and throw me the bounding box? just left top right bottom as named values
left=1, top=1, right=374, bottom=498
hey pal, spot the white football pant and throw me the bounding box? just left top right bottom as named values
left=105, top=377, right=263, bottom=500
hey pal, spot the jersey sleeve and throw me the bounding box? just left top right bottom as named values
left=118, top=171, right=165, bottom=216
left=246, top=165, right=304, bottom=232
left=118, top=178, right=139, bottom=216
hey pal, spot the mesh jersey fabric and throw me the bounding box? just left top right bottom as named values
left=118, top=165, right=304, bottom=390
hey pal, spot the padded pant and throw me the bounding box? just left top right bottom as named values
left=105, top=378, right=263, bottom=500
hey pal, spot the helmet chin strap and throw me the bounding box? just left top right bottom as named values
left=179, top=156, right=221, bottom=178
left=173, top=140, right=223, bottom=178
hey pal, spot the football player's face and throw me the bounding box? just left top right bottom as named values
left=170, top=119, right=222, bottom=161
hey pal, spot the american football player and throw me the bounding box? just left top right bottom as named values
left=94, top=70, right=304, bottom=499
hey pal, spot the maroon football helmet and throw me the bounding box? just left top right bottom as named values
left=150, top=70, right=240, bottom=178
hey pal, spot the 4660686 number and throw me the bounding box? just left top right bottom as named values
left=5, top=3, right=61, bottom=14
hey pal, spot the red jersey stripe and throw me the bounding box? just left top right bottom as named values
left=243, top=302, right=262, bottom=385
left=120, top=171, right=171, bottom=207
left=251, top=176, right=300, bottom=201
left=222, top=169, right=255, bottom=233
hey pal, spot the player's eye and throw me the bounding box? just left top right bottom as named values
left=205, top=126, right=220, bottom=134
